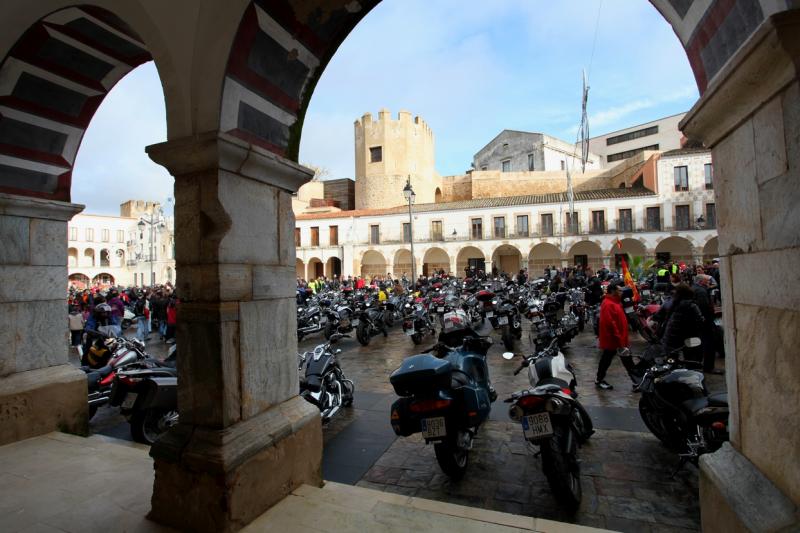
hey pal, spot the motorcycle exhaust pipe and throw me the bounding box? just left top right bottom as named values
left=322, top=404, right=341, bottom=420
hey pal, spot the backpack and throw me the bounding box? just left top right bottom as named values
left=134, top=298, right=145, bottom=316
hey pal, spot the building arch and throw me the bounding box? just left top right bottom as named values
left=422, top=247, right=449, bottom=276
left=703, top=237, right=719, bottom=263
left=491, top=244, right=523, bottom=275
left=393, top=249, right=412, bottom=277
left=655, top=236, right=694, bottom=264
left=360, top=250, right=387, bottom=279
left=306, top=257, right=323, bottom=280
left=528, top=242, right=561, bottom=273
left=67, top=247, right=78, bottom=267
left=566, top=241, right=604, bottom=270
left=610, top=238, right=648, bottom=269
left=456, top=246, right=485, bottom=276
left=115, top=249, right=126, bottom=268
left=68, top=272, right=89, bottom=290
left=434, top=187, right=442, bottom=203
left=92, top=273, right=114, bottom=287
left=82, top=248, right=95, bottom=268
left=99, top=248, right=111, bottom=267
left=295, top=258, right=304, bottom=279
left=325, top=257, right=341, bottom=278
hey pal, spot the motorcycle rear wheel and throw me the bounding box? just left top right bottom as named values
left=434, top=438, right=469, bottom=480
left=540, top=426, right=582, bottom=509
left=131, top=408, right=178, bottom=445
left=356, top=322, right=371, bottom=346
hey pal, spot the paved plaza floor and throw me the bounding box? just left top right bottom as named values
left=86, top=320, right=726, bottom=532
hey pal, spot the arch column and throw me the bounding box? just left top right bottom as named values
left=145, top=132, right=322, bottom=531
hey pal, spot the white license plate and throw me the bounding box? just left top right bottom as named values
left=498, top=316, right=509, bottom=325
left=121, top=392, right=138, bottom=409
left=642, top=290, right=651, bottom=296
left=351, top=319, right=359, bottom=326
left=405, top=329, right=415, bottom=336
left=521, top=413, right=553, bottom=440
left=437, top=307, right=444, bottom=312
left=421, top=417, right=446, bottom=439
left=485, top=311, right=494, bottom=318
left=624, top=306, right=634, bottom=313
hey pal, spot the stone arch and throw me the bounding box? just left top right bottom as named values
left=306, top=257, right=323, bottom=280
left=92, top=272, right=114, bottom=287
left=655, top=236, right=694, bottom=264
left=115, top=248, right=126, bottom=268
left=434, top=187, right=442, bottom=203
left=325, top=256, right=341, bottom=278
left=610, top=238, right=648, bottom=269
left=567, top=241, right=604, bottom=271
left=491, top=244, right=523, bottom=275
left=422, top=247, right=449, bottom=276
left=360, top=250, right=387, bottom=279
left=99, top=248, right=111, bottom=267
left=82, top=248, right=95, bottom=267
left=67, top=247, right=78, bottom=267
left=703, top=237, right=719, bottom=263
left=393, top=249, right=412, bottom=277
left=528, top=242, right=561, bottom=273
left=68, top=272, right=89, bottom=290
left=295, top=258, right=304, bottom=279
left=456, top=245, right=485, bottom=276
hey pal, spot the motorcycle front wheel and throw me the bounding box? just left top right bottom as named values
left=131, top=408, right=179, bottom=445
left=540, top=425, right=582, bottom=509
left=434, top=438, right=469, bottom=480
left=411, top=332, right=423, bottom=345
left=501, top=325, right=514, bottom=351
left=384, top=312, right=395, bottom=328
left=356, top=322, right=371, bottom=346
left=638, top=395, right=685, bottom=450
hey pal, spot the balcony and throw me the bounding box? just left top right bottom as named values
left=615, top=218, right=635, bottom=233
left=589, top=222, right=606, bottom=234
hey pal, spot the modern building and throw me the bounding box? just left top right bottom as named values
left=587, top=112, right=686, bottom=167
left=67, top=200, right=175, bottom=289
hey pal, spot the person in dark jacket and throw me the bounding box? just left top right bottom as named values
left=595, top=280, right=635, bottom=390
left=692, top=275, right=722, bottom=373
left=660, top=284, right=705, bottom=361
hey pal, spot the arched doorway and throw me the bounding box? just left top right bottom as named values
left=456, top=246, right=485, bottom=276
left=491, top=244, right=522, bottom=276
left=567, top=241, right=604, bottom=271
left=92, top=273, right=114, bottom=288
left=306, top=257, right=323, bottom=280
left=325, top=257, right=341, bottom=278
left=67, top=247, right=78, bottom=267
left=100, top=249, right=111, bottom=267
left=82, top=248, right=95, bottom=268
left=295, top=258, right=305, bottom=279
left=68, top=273, right=89, bottom=290
left=655, top=236, right=694, bottom=265
left=528, top=243, right=561, bottom=274
left=422, top=247, right=449, bottom=276
left=434, top=188, right=442, bottom=202
left=610, top=238, right=648, bottom=271
left=360, top=250, right=387, bottom=279
left=393, top=249, right=412, bottom=278
left=703, top=237, right=719, bottom=263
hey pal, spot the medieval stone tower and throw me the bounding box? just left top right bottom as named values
left=354, top=109, right=441, bottom=210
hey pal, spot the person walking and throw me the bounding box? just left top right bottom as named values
left=595, top=280, right=635, bottom=390
left=68, top=305, right=85, bottom=348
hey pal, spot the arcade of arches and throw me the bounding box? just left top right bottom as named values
left=0, top=2, right=799, bottom=532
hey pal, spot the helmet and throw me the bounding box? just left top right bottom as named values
left=442, top=309, right=468, bottom=334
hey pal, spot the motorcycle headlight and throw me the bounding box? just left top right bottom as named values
left=405, top=303, right=410, bottom=308
left=492, top=300, right=497, bottom=305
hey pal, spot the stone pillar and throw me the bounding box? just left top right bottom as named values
left=681, top=11, right=800, bottom=531
left=145, top=132, right=322, bottom=533
left=0, top=194, right=86, bottom=445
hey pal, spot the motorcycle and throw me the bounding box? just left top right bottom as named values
left=402, top=298, right=436, bottom=345
left=298, top=333, right=355, bottom=421
left=353, top=298, right=387, bottom=346
left=324, top=301, right=356, bottom=339
left=629, top=338, right=729, bottom=472
left=108, top=344, right=179, bottom=445
left=297, top=299, right=326, bottom=341
left=389, top=311, right=495, bottom=479
left=502, top=338, right=594, bottom=509
left=495, top=294, right=523, bottom=351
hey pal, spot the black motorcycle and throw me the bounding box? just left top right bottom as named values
left=298, top=333, right=355, bottom=421
left=389, top=312, right=495, bottom=479
left=297, top=300, right=325, bottom=341
left=353, top=298, right=387, bottom=346
left=324, top=301, right=356, bottom=339
left=503, top=338, right=594, bottom=508
left=402, top=298, right=436, bottom=345
left=494, top=294, right=523, bottom=351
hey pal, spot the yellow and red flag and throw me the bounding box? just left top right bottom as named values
left=620, top=254, right=640, bottom=302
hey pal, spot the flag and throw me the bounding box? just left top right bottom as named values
left=616, top=238, right=623, bottom=250
left=620, top=254, right=640, bottom=302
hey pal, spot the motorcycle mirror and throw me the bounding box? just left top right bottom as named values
left=501, top=352, right=515, bottom=360
left=684, top=337, right=702, bottom=348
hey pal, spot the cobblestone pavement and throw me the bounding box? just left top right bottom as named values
left=86, top=320, right=726, bottom=532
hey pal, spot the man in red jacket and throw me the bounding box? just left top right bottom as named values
left=595, top=280, right=635, bottom=390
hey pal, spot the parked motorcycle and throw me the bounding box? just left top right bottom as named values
left=502, top=338, right=594, bottom=508
left=297, top=299, right=326, bottom=341
left=324, top=301, right=356, bottom=339
left=298, top=333, right=355, bottom=421
left=494, top=294, right=523, bottom=351
left=389, top=311, right=495, bottom=479
left=353, top=298, right=387, bottom=346
left=402, top=298, right=436, bottom=345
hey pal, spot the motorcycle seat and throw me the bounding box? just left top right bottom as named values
left=708, top=392, right=728, bottom=407
left=682, top=393, right=729, bottom=415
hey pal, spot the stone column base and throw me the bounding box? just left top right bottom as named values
left=149, top=395, right=322, bottom=533
left=700, top=443, right=798, bottom=532
left=0, top=364, right=87, bottom=446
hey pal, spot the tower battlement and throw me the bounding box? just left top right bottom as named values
left=354, top=109, right=434, bottom=138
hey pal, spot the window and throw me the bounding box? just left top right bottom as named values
left=706, top=203, right=716, bottom=228
left=674, top=166, right=689, bottom=191
left=502, top=143, right=509, bottom=150
left=310, top=227, right=319, bottom=246
left=516, top=215, right=529, bottom=237
left=431, top=220, right=443, bottom=241
left=607, top=144, right=659, bottom=163
left=618, top=209, right=633, bottom=232
left=527, top=154, right=535, bottom=171
left=370, top=225, right=380, bottom=244
left=565, top=211, right=579, bottom=234
left=501, top=160, right=511, bottom=172
left=294, top=228, right=301, bottom=247
left=471, top=218, right=483, bottom=240
left=85, top=228, right=94, bottom=242
left=116, top=230, right=124, bottom=243
left=101, top=229, right=109, bottom=242
left=704, top=164, right=714, bottom=190
left=606, top=125, right=659, bottom=146
left=646, top=206, right=661, bottom=231
left=493, top=217, right=506, bottom=238
left=402, top=223, right=411, bottom=243
left=675, top=205, right=691, bottom=230
left=329, top=225, right=338, bottom=246
left=69, top=227, right=77, bottom=241
left=560, top=160, right=565, bottom=170
left=591, top=211, right=605, bottom=233
left=369, top=146, right=382, bottom=162
left=540, top=214, right=553, bottom=236
left=480, top=166, right=487, bottom=171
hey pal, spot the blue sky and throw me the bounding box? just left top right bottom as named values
left=73, top=0, right=698, bottom=214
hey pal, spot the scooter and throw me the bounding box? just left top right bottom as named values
left=503, top=338, right=594, bottom=509
left=389, top=311, right=495, bottom=479
left=298, top=333, right=355, bottom=421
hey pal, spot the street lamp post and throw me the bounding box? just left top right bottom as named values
left=403, top=177, right=416, bottom=286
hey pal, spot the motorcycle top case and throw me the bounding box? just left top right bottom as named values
left=390, top=354, right=452, bottom=397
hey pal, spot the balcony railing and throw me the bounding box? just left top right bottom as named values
left=615, top=218, right=635, bottom=233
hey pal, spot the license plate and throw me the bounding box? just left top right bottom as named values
left=486, top=311, right=494, bottom=318
left=624, top=306, right=634, bottom=313
left=498, top=316, right=509, bottom=325
left=435, top=307, right=443, bottom=313
left=521, top=413, right=553, bottom=440
left=351, top=319, right=359, bottom=326
left=642, top=290, right=651, bottom=296
left=121, top=392, right=137, bottom=409
left=421, top=417, right=446, bottom=439
left=405, top=329, right=415, bottom=336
